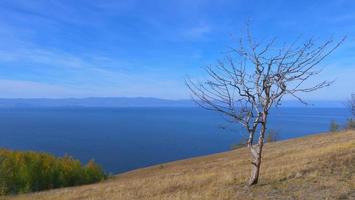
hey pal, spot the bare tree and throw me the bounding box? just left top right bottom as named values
left=186, top=30, right=345, bottom=186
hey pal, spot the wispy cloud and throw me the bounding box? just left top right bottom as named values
left=0, top=79, right=88, bottom=98
left=0, top=46, right=189, bottom=99
left=0, top=48, right=91, bottom=69
left=0, top=0, right=353, bottom=99
left=181, top=24, right=212, bottom=40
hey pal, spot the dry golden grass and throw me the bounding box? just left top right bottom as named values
left=4, top=130, right=355, bottom=200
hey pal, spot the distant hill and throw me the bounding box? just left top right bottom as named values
left=278, top=100, right=346, bottom=108
left=0, top=97, right=195, bottom=108
left=0, top=97, right=346, bottom=108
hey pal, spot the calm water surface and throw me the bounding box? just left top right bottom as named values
left=0, top=107, right=349, bottom=173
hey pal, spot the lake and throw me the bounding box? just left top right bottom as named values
left=0, top=107, right=350, bottom=174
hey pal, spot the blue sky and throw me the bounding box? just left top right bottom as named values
left=0, top=0, right=354, bottom=100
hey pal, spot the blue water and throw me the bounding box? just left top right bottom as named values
left=0, top=107, right=349, bottom=174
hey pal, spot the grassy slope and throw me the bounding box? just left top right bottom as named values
left=6, top=130, right=355, bottom=200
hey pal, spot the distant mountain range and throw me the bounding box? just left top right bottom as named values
left=0, top=97, right=194, bottom=108
left=0, top=97, right=346, bottom=108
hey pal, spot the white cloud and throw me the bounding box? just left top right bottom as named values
left=0, top=49, right=88, bottom=69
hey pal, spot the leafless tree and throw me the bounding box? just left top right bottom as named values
left=186, top=30, right=345, bottom=186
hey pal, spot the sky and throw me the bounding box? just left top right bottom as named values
left=0, top=0, right=354, bottom=100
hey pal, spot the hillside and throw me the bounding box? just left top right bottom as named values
left=6, top=130, right=355, bottom=200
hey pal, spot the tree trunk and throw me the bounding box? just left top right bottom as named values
left=248, top=113, right=267, bottom=186
left=248, top=142, right=263, bottom=185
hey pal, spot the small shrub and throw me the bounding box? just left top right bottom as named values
left=231, top=130, right=279, bottom=149
left=0, top=149, right=106, bottom=195
left=329, top=120, right=340, bottom=132
left=230, top=143, right=245, bottom=150
left=266, top=129, right=279, bottom=143
left=230, top=138, right=247, bottom=150
left=84, top=160, right=107, bottom=183
left=346, top=119, right=355, bottom=129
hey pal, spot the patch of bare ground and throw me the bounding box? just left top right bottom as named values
left=5, top=130, right=355, bottom=200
